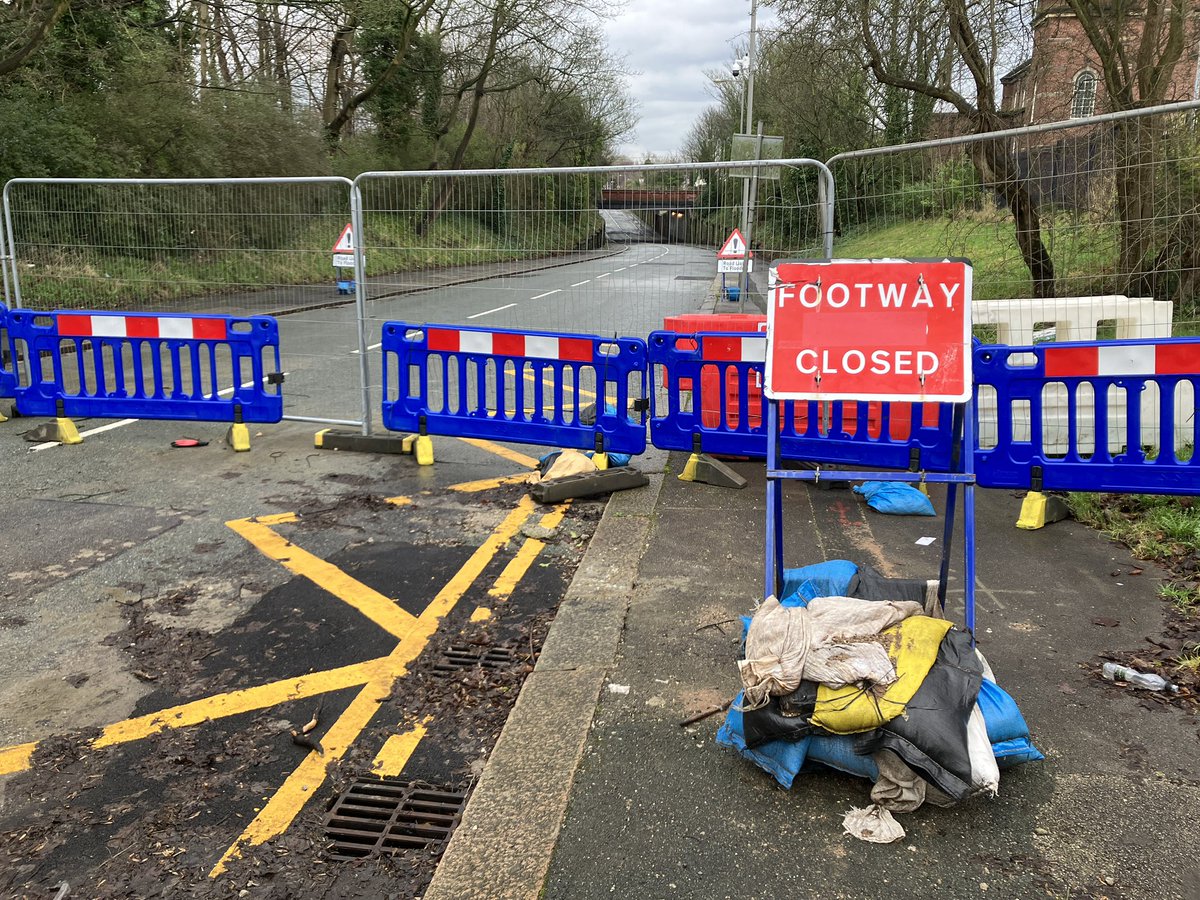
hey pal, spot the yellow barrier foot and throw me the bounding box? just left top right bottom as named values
left=415, top=434, right=434, bottom=466
left=227, top=421, right=251, bottom=452
left=24, top=416, right=82, bottom=444
left=1016, top=491, right=1070, bottom=530
left=593, top=452, right=609, bottom=471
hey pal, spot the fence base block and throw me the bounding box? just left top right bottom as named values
left=314, top=429, right=416, bottom=455
left=1016, top=491, right=1070, bottom=530
left=226, top=422, right=251, bottom=453
left=25, top=416, right=82, bottom=445
left=679, top=452, right=748, bottom=489
left=531, top=466, right=649, bottom=503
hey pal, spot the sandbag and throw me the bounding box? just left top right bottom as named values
left=978, top=678, right=1044, bottom=767
left=738, top=597, right=811, bottom=710
left=781, top=560, right=858, bottom=605
left=854, top=481, right=936, bottom=516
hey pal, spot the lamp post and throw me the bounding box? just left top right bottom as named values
left=737, top=0, right=759, bottom=301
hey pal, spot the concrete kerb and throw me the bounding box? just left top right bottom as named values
left=424, top=448, right=668, bottom=900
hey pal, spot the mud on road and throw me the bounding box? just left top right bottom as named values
left=0, top=423, right=604, bottom=898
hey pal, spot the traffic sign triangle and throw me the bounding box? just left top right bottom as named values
left=332, top=222, right=354, bottom=253
left=717, top=228, right=747, bottom=259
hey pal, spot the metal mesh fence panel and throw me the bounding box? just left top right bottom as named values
left=828, top=102, right=1200, bottom=339
left=353, top=160, right=830, bottom=430
left=2, top=178, right=364, bottom=425
left=828, top=103, right=1200, bottom=455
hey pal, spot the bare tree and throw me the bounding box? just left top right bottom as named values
left=1064, top=0, right=1189, bottom=294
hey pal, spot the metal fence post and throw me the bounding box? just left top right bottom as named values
left=350, top=180, right=372, bottom=436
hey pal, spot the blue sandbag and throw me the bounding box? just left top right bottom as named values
left=978, top=678, right=1044, bottom=767
left=853, top=481, right=936, bottom=516
left=780, top=560, right=858, bottom=603
left=718, top=680, right=1042, bottom=786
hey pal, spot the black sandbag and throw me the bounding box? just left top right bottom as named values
left=854, top=627, right=982, bottom=802
left=846, top=565, right=930, bottom=604
left=742, top=681, right=819, bottom=749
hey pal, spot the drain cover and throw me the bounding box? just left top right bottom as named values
left=431, top=643, right=520, bottom=676
left=324, top=779, right=468, bottom=860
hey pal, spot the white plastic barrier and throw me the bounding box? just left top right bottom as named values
left=975, top=297, right=1192, bottom=454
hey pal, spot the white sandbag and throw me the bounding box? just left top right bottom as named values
left=738, top=596, right=811, bottom=710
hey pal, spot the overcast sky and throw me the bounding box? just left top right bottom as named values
left=603, top=0, right=778, bottom=160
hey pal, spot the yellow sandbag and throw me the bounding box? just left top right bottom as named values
left=810, top=615, right=953, bottom=735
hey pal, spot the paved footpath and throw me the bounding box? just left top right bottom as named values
left=427, top=450, right=1200, bottom=900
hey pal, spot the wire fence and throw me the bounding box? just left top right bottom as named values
left=1, top=177, right=362, bottom=426
left=0, top=162, right=831, bottom=429
left=827, top=101, right=1200, bottom=340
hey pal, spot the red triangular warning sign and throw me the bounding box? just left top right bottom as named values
left=717, top=228, right=747, bottom=259
left=332, top=223, right=354, bottom=253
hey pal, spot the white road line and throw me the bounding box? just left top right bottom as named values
left=350, top=342, right=383, bottom=356
left=30, top=374, right=287, bottom=452
left=467, top=303, right=517, bottom=319
left=596, top=273, right=611, bottom=279
left=530, top=289, right=561, bottom=300
left=570, top=280, right=590, bottom=287
left=614, top=268, right=627, bottom=272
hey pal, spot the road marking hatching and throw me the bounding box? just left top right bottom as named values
left=210, top=495, right=540, bottom=876
left=0, top=480, right=565, bottom=878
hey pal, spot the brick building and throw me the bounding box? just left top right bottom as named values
left=1000, top=2, right=1200, bottom=125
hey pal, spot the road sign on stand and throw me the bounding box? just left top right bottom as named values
left=332, top=223, right=359, bottom=270
left=718, top=229, right=748, bottom=260
left=765, top=258, right=972, bottom=402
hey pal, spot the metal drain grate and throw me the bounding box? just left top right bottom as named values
left=324, top=779, right=468, bottom=860
left=431, top=643, right=520, bottom=676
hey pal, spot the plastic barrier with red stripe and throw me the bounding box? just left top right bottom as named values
left=974, top=339, right=1200, bottom=494
left=381, top=322, right=648, bottom=456
left=649, top=330, right=953, bottom=471
left=6, top=310, right=283, bottom=422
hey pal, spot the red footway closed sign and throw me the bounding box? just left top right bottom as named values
left=765, top=258, right=973, bottom=402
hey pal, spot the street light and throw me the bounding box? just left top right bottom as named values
left=738, top=0, right=759, bottom=300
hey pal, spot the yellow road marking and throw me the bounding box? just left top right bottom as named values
left=0, top=658, right=389, bottom=778
left=0, top=742, right=36, bottom=777
left=469, top=607, right=492, bottom=622
left=386, top=495, right=413, bottom=507
left=458, top=438, right=539, bottom=469
left=227, top=517, right=417, bottom=639
left=371, top=718, right=431, bottom=777
left=211, top=496, right=539, bottom=877
left=487, top=502, right=570, bottom=601
left=449, top=474, right=531, bottom=493
left=95, top=658, right=387, bottom=749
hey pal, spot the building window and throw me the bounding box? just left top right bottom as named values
left=1071, top=71, right=1097, bottom=118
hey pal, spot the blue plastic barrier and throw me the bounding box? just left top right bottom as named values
left=381, top=322, right=648, bottom=455
left=649, top=330, right=956, bottom=471
left=974, top=339, right=1200, bottom=495
left=0, top=305, right=14, bottom=400
left=7, top=310, right=283, bottom=422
